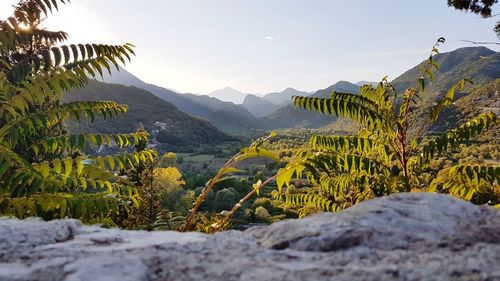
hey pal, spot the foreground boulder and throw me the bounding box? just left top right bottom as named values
left=1, top=193, right=499, bottom=281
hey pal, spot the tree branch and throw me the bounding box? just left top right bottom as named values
left=457, top=39, right=500, bottom=45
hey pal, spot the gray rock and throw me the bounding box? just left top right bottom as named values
left=0, top=193, right=499, bottom=281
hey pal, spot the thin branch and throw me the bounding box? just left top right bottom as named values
left=216, top=174, right=278, bottom=229
left=457, top=39, right=500, bottom=46
left=182, top=153, right=239, bottom=231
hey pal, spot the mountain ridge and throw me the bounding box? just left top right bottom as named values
left=99, top=68, right=262, bottom=132
left=242, top=94, right=279, bottom=117
left=99, top=46, right=499, bottom=132
left=262, top=81, right=361, bottom=128
left=263, top=47, right=499, bottom=129
left=262, top=87, right=310, bottom=106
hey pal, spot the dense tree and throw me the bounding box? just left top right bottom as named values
left=448, top=0, right=500, bottom=38
left=0, top=0, right=156, bottom=223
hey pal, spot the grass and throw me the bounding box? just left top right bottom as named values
left=182, top=154, right=216, bottom=163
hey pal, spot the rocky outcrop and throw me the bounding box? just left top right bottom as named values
left=1, top=193, right=499, bottom=281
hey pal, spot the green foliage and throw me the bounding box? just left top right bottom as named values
left=254, top=206, right=271, bottom=222
left=274, top=39, right=498, bottom=215
left=430, top=164, right=499, bottom=201
left=123, top=159, right=190, bottom=230
left=0, top=0, right=156, bottom=223
left=273, top=191, right=339, bottom=214
left=158, top=152, right=178, bottom=168
left=153, top=211, right=186, bottom=231
left=31, top=131, right=150, bottom=156
left=422, top=112, right=496, bottom=160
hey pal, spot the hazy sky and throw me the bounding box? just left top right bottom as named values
left=1, top=0, right=499, bottom=94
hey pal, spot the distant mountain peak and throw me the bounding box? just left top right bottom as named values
left=262, top=87, right=310, bottom=106
left=324, top=81, right=360, bottom=93
left=221, top=86, right=240, bottom=91
left=355, top=80, right=379, bottom=87
left=64, top=81, right=233, bottom=150
left=242, top=94, right=280, bottom=118
left=332, top=80, right=357, bottom=87
left=243, top=93, right=261, bottom=101
left=282, top=87, right=298, bottom=92
left=208, top=87, right=249, bottom=104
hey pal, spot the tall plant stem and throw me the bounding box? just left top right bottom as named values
left=182, top=154, right=238, bottom=231
left=216, top=174, right=277, bottom=230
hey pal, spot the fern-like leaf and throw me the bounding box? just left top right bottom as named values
left=422, top=112, right=497, bottom=160
left=430, top=164, right=499, bottom=201
left=31, top=131, right=150, bottom=156
left=292, top=92, right=392, bottom=131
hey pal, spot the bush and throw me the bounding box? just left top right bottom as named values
left=253, top=198, right=273, bottom=209
left=255, top=206, right=271, bottom=222
left=213, top=188, right=238, bottom=211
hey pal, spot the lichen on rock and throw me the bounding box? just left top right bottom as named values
left=1, top=193, right=499, bottom=281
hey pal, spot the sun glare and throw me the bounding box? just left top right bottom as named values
left=18, top=22, right=31, bottom=30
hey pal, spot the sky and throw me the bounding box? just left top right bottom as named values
left=1, top=0, right=499, bottom=94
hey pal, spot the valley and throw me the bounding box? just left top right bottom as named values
left=86, top=46, right=499, bottom=161
left=1, top=1, right=500, bottom=279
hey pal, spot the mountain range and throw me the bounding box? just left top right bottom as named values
left=261, top=87, right=310, bottom=106
left=262, top=81, right=361, bottom=128
left=99, top=69, right=262, bottom=132
left=241, top=88, right=310, bottom=117
left=92, top=46, right=499, bottom=136
left=241, top=94, right=278, bottom=117
left=263, top=47, right=500, bottom=129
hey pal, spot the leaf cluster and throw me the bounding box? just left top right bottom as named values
left=0, top=0, right=157, bottom=223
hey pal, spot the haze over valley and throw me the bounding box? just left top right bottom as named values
left=91, top=46, right=499, bottom=139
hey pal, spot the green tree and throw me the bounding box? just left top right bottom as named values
left=0, top=0, right=156, bottom=223
left=273, top=38, right=498, bottom=213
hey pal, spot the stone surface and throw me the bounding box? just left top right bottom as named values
left=1, top=193, right=500, bottom=281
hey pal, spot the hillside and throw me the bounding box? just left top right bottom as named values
left=100, top=68, right=261, bottom=132
left=392, top=47, right=499, bottom=93
left=207, top=108, right=264, bottom=132
left=64, top=81, right=234, bottom=151
left=431, top=79, right=500, bottom=134
left=391, top=47, right=499, bottom=133
left=455, top=79, right=500, bottom=117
